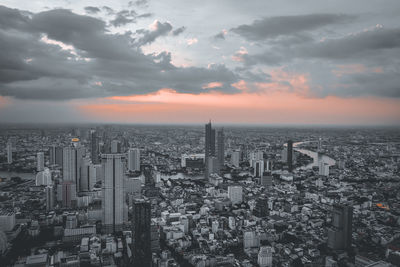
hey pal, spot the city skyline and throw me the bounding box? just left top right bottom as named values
left=0, top=0, right=400, bottom=125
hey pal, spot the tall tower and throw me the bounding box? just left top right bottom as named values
left=205, top=121, right=216, bottom=179
left=6, top=142, right=12, bottom=164
left=131, top=198, right=151, bottom=266
left=217, top=129, right=225, bottom=171
left=63, top=145, right=83, bottom=191
left=45, top=185, right=54, bottom=212
left=37, top=152, right=44, bottom=172
left=258, top=246, right=273, bottom=267
left=90, top=130, right=99, bottom=164
left=102, top=154, right=125, bottom=233
left=205, top=121, right=216, bottom=158
left=128, top=148, right=141, bottom=172
left=287, top=140, right=293, bottom=172
left=327, top=204, right=353, bottom=250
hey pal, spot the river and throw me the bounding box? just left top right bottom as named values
left=293, top=141, right=336, bottom=169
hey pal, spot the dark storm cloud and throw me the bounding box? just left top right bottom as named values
left=172, top=26, right=186, bottom=36
left=242, top=26, right=400, bottom=66
left=84, top=6, right=100, bottom=14
left=135, top=21, right=172, bottom=46
left=301, top=27, right=400, bottom=59
left=231, top=14, right=356, bottom=41
left=0, top=6, right=239, bottom=100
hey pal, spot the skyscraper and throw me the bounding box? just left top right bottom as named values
left=60, top=181, right=76, bottom=208
left=49, top=145, right=63, bottom=166
left=217, top=129, right=224, bottom=170
left=205, top=121, right=216, bottom=158
left=327, top=204, right=353, bottom=250
left=128, top=148, right=140, bottom=172
left=37, top=152, right=44, bottom=172
left=102, top=154, right=125, bottom=233
left=90, top=130, right=99, bottom=164
left=254, top=160, right=264, bottom=178
left=45, top=185, right=54, bottom=212
left=6, top=142, right=12, bottom=164
left=231, top=150, right=240, bottom=167
left=205, top=121, right=216, bottom=179
left=287, top=140, right=293, bottom=172
left=63, top=145, right=83, bottom=192
left=131, top=198, right=151, bottom=266
left=111, top=140, right=121, bottom=153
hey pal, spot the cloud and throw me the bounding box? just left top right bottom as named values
left=84, top=6, right=101, bottom=14
left=110, top=10, right=137, bottom=27
left=213, top=29, right=227, bottom=40
left=231, top=14, right=356, bottom=41
left=186, top=38, right=198, bottom=45
left=136, top=20, right=173, bottom=46
left=172, top=26, right=186, bottom=36
left=129, top=0, right=149, bottom=7
left=0, top=6, right=239, bottom=101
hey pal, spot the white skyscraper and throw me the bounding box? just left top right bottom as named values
left=258, top=246, right=273, bottom=267
left=102, top=154, right=125, bottom=233
left=111, top=140, right=121, bottom=153
left=228, top=185, right=243, bottom=205
left=6, top=142, right=12, bottom=164
left=128, top=148, right=140, bottom=172
left=37, top=152, right=44, bottom=172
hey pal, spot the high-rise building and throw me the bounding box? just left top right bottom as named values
left=126, top=177, right=142, bottom=199
left=128, top=148, right=140, bottom=172
left=6, top=142, right=12, bottom=164
left=37, top=152, right=44, bottom=172
left=217, top=129, right=224, bottom=170
left=90, top=130, right=99, bottom=164
left=258, top=246, right=273, bottom=267
left=45, top=185, right=54, bottom=212
left=131, top=198, right=151, bottom=266
left=319, top=160, right=329, bottom=176
left=111, top=140, right=121, bottom=154
left=287, top=140, right=293, bottom=172
left=327, top=204, right=353, bottom=250
left=206, top=156, right=219, bottom=179
left=254, top=160, right=264, bottom=178
left=102, top=154, right=125, bottom=233
left=60, top=181, right=77, bottom=208
left=231, top=150, right=240, bottom=167
left=205, top=121, right=216, bottom=158
left=49, top=145, right=63, bottom=166
left=80, top=158, right=93, bottom=192
left=63, top=145, right=83, bottom=192
left=228, top=185, right=243, bottom=205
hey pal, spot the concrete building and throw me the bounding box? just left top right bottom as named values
left=128, top=148, right=140, bottom=172
left=37, top=152, right=45, bottom=172
left=102, top=154, right=125, bottom=233
left=228, top=185, right=243, bottom=205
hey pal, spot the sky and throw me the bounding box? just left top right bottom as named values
left=0, top=0, right=399, bottom=125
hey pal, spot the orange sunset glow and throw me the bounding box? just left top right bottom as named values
left=79, top=89, right=400, bottom=125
